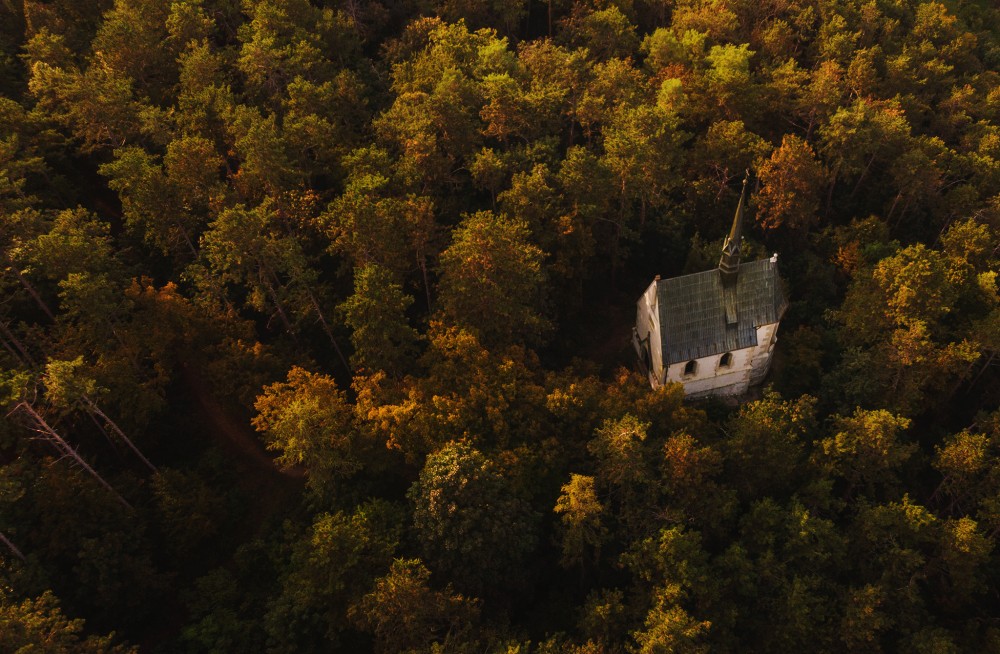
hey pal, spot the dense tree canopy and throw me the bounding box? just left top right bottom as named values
left=1, top=0, right=1000, bottom=651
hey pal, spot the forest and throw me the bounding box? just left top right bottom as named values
left=1, top=0, right=1000, bottom=651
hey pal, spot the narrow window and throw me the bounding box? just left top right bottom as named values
left=720, top=352, right=733, bottom=368
left=684, top=360, right=697, bottom=376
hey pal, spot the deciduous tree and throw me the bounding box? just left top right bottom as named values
left=755, top=134, right=826, bottom=232
left=408, top=441, right=538, bottom=594
left=554, top=473, right=606, bottom=568
left=0, top=591, right=137, bottom=653
left=338, top=264, right=420, bottom=376
left=350, top=558, right=480, bottom=654
left=253, top=366, right=362, bottom=495
left=436, top=210, right=550, bottom=347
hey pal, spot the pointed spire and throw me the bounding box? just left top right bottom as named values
left=719, top=171, right=749, bottom=286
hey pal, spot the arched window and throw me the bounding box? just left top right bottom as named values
left=683, top=360, right=697, bottom=376
left=720, top=352, right=733, bottom=368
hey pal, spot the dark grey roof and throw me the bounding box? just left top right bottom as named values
left=657, top=258, right=787, bottom=364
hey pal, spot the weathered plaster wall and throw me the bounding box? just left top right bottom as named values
left=635, top=280, right=664, bottom=387
left=663, top=321, right=780, bottom=397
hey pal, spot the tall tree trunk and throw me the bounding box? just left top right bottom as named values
left=850, top=153, right=877, bottom=199
left=611, top=181, right=628, bottom=287
left=892, top=196, right=914, bottom=230
left=968, top=351, right=996, bottom=390
left=886, top=190, right=903, bottom=224
left=82, top=403, right=119, bottom=449
left=179, top=222, right=199, bottom=259
left=0, top=531, right=25, bottom=561
left=1, top=321, right=154, bottom=473
left=83, top=396, right=157, bottom=473
left=260, top=269, right=294, bottom=334
left=824, top=164, right=839, bottom=217
left=0, top=332, right=20, bottom=362
left=418, top=251, right=432, bottom=313
left=305, top=289, right=351, bottom=372
left=12, top=402, right=132, bottom=510
left=0, top=320, right=35, bottom=366
left=8, top=265, right=55, bottom=321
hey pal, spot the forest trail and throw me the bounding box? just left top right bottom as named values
left=179, top=361, right=305, bottom=481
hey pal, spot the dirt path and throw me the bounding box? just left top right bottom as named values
left=179, top=361, right=305, bottom=480
left=138, top=363, right=305, bottom=652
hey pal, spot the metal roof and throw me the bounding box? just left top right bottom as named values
left=657, top=257, right=787, bottom=364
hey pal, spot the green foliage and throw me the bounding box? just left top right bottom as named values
left=5, top=461, right=168, bottom=628
left=436, top=210, right=550, bottom=347
left=408, top=441, right=538, bottom=594
left=151, top=467, right=228, bottom=559
left=632, top=584, right=711, bottom=654
left=265, top=500, right=404, bottom=651
left=350, top=558, right=480, bottom=654
left=179, top=567, right=267, bottom=653
left=253, top=366, right=365, bottom=499
left=588, top=414, right=652, bottom=510
left=27, top=58, right=144, bottom=153
left=100, top=138, right=221, bottom=257
left=815, top=408, right=915, bottom=500
left=193, top=199, right=327, bottom=336
left=339, top=263, right=420, bottom=375
left=554, top=473, right=606, bottom=567
left=42, top=355, right=98, bottom=410
left=722, top=391, right=816, bottom=497
left=0, top=590, right=137, bottom=653
left=832, top=219, right=996, bottom=414
left=324, top=158, right=436, bottom=282
left=4, top=0, right=1000, bottom=651
left=566, top=7, right=640, bottom=61
left=755, top=134, right=825, bottom=232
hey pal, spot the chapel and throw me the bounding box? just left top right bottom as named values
left=632, top=177, right=787, bottom=397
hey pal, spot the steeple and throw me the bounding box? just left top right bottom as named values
left=719, top=171, right=749, bottom=286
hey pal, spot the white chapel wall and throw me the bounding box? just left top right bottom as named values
left=666, top=350, right=752, bottom=396
left=635, top=281, right=664, bottom=384
left=663, top=320, right=781, bottom=396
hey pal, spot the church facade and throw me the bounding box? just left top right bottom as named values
left=632, top=179, right=787, bottom=398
